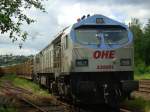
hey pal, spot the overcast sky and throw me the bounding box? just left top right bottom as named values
left=0, top=0, right=150, bottom=56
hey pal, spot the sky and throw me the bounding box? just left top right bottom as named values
left=0, top=0, right=150, bottom=56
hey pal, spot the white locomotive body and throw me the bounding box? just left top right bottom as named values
left=33, top=14, right=138, bottom=108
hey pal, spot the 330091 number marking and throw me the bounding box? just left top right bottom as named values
left=96, top=65, right=113, bottom=69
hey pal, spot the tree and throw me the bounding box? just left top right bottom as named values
left=130, top=18, right=144, bottom=65
left=0, top=0, right=45, bottom=42
left=143, top=19, right=150, bottom=66
left=130, top=18, right=150, bottom=66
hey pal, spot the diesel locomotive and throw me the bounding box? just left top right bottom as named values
left=33, top=14, right=138, bottom=107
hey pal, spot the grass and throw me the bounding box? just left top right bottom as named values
left=134, top=65, right=150, bottom=80
left=0, top=106, right=17, bottom=112
left=134, top=73, right=150, bottom=80
left=123, top=97, right=150, bottom=112
left=0, top=74, right=50, bottom=97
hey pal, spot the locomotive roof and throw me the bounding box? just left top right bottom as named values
left=73, top=14, right=128, bottom=30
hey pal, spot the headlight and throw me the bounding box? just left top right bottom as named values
left=120, top=59, right=131, bottom=66
left=76, top=59, right=88, bottom=67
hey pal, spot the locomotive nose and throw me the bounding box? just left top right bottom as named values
left=77, top=81, right=102, bottom=104
left=76, top=81, right=121, bottom=105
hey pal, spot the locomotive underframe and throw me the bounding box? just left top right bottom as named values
left=68, top=71, right=137, bottom=104
left=36, top=71, right=138, bottom=107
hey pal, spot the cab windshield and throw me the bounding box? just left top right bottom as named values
left=75, top=29, right=128, bottom=46
left=76, top=30, right=100, bottom=45
left=104, top=30, right=128, bottom=45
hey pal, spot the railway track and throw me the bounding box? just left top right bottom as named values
left=0, top=81, right=142, bottom=112
left=120, top=105, right=142, bottom=112
left=0, top=83, right=128, bottom=112
left=0, top=82, right=91, bottom=112
left=0, top=84, right=47, bottom=112
left=0, top=82, right=83, bottom=112
left=120, top=108, right=132, bottom=112
left=120, top=107, right=144, bottom=112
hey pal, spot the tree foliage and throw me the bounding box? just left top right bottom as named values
left=0, top=0, right=45, bottom=42
left=130, top=19, right=144, bottom=65
left=143, top=19, right=150, bottom=65
left=130, top=18, right=150, bottom=67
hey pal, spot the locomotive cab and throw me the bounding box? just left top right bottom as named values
left=68, top=15, right=139, bottom=106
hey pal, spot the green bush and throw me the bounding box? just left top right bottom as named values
left=135, top=63, right=146, bottom=74
left=145, top=66, right=150, bottom=73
